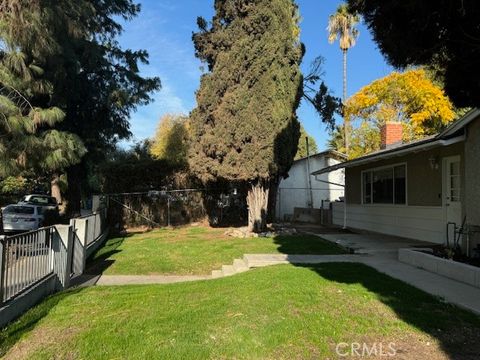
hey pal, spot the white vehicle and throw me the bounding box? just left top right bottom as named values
left=2, top=204, right=44, bottom=233
left=19, top=194, right=58, bottom=211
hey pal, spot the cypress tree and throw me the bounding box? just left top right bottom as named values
left=190, top=0, right=304, bottom=232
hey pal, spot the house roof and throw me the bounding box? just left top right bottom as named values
left=311, top=108, right=480, bottom=176
left=294, top=149, right=347, bottom=164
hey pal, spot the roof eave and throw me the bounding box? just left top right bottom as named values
left=438, top=108, right=480, bottom=138
left=311, top=135, right=465, bottom=176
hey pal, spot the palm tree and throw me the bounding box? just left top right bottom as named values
left=327, top=3, right=360, bottom=153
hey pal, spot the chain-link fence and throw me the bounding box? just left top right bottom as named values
left=104, top=185, right=344, bottom=230
left=106, top=188, right=248, bottom=231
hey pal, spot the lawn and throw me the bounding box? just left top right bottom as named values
left=1, top=263, right=479, bottom=359
left=88, top=226, right=345, bottom=275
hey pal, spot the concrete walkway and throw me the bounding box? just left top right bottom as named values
left=71, top=274, right=211, bottom=287
left=96, top=275, right=211, bottom=286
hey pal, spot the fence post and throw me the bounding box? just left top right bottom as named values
left=92, top=212, right=97, bottom=240
left=95, top=212, right=101, bottom=239
left=167, top=197, right=171, bottom=227
left=70, top=219, right=88, bottom=277
left=0, top=236, right=5, bottom=303
left=52, top=225, right=73, bottom=290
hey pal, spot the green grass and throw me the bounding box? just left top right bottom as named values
left=88, top=226, right=345, bottom=275
left=1, top=263, right=479, bottom=359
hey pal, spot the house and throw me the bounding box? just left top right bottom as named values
left=276, top=150, right=346, bottom=222
left=312, top=109, right=480, bottom=254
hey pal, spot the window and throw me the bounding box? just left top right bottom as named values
left=31, top=196, right=49, bottom=205
left=394, top=165, right=406, bottom=204
left=363, top=172, right=372, bottom=204
left=3, top=206, right=35, bottom=214
left=362, top=164, right=406, bottom=205
left=449, top=161, right=461, bottom=202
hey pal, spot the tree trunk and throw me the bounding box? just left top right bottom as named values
left=0, top=208, right=4, bottom=236
left=65, top=164, right=83, bottom=218
left=247, top=181, right=269, bottom=233
left=51, top=173, right=62, bottom=205
left=343, top=49, right=350, bottom=154
left=266, top=177, right=279, bottom=224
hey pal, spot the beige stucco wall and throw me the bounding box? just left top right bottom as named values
left=346, top=142, right=465, bottom=206
left=465, top=120, right=480, bottom=251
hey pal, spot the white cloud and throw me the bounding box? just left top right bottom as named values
left=117, top=0, right=203, bottom=145
left=124, top=79, right=192, bottom=147
left=155, top=82, right=188, bottom=114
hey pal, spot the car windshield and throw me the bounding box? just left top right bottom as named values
left=26, top=196, right=57, bottom=205
left=3, top=206, right=35, bottom=215
left=29, top=197, right=49, bottom=205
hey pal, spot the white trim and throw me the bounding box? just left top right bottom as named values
left=442, top=155, right=463, bottom=239
left=360, top=162, right=408, bottom=206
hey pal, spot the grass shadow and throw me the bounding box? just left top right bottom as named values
left=271, top=233, right=347, bottom=255
left=298, top=262, right=480, bottom=359
left=0, top=287, right=85, bottom=357
left=85, top=234, right=132, bottom=275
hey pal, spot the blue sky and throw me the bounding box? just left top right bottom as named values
left=119, top=0, right=393, bottom=150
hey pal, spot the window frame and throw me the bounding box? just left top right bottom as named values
left=361, top=162, right=408, bottom=206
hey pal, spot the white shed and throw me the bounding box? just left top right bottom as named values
left=276, top=150, right=346, bottom=221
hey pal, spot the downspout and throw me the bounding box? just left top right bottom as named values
left=306, top=137, right=313, bottom=208
left=343, top=169, right=347, bottom=229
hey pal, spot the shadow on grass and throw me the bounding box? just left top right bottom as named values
left=0, top=288, right=85, bottom=357
left=298, top=262, right=480, bottom=359
left=85, top=233, right=132, bottom=275
left=272, top=233, right=347, bottom=255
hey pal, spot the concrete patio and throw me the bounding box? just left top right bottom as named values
left=311, top=230, right=435, bottom=256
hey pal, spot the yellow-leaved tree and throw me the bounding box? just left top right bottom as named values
left=330, top=69, right=455, bottom=159
left=150, top=114, right=190, bottom=166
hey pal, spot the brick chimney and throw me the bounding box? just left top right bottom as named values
left=380, top=122, right=403, bottom=149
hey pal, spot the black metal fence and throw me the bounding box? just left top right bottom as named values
left=0, top=227, right=55, bottom=303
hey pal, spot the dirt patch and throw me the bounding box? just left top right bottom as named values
left=4, top=324, right=81, bottom=359
left=326, top=333, right=448, bottom=360
left=431, top=326, right=480, bottom=360
left=326, top=328, right=480, bottom=360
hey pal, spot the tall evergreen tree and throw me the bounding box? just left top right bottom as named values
left=0, top=1, right=160, bottom=214
left=0, top=30, right=86, bottom=204
left=190, top=0, right=304, bottom=232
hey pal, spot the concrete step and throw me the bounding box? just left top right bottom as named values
left=243, top=254, right=290, bottom=268
left=233, top=258, right=249, bottom=272
left=221, top=265, right=236, bottom=276
left=211, top=270, right=223, bottom=279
